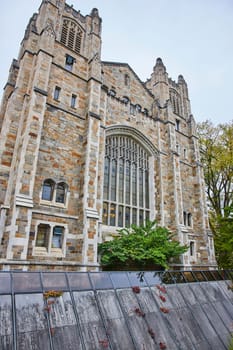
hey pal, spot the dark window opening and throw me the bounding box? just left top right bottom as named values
left=71, top=94, right=77, bottom=108
left=190, top=241, right=195, bottom=256
left=175, top=119, right=180, bottom=131
left=65, top=54, right=75, bottom=71
left=54, top=86, right=61, bottom=100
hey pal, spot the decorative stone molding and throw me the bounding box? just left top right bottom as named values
left=85, top=208, right=99, bottom=219
left=15, top=195, right=33, bottom=208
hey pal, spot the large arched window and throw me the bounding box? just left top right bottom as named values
left=103, top=135, right=150, bottom=227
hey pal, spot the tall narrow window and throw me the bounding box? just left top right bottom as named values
left=71, top=94, right=77, bottom=108
left=102, top=135, right=150, bottom=227
left=52, top=226, right=64, bottom=248
left=118, top=159, right=124, bottom=203
left=175, top=119, right=180, bottom=131
left=36, top=224, right=50, bottom=248
left=187, top=213, right=192, bottom=227
left=111, top=160, right=117, bottom=201
left=190, top=241, right=195, bottom=256
left=104, top=158, right=110, bottom=200
left=54, top=86, right=61, bottom=100
left=55, top=182, right=66, bottom=204
left=42, top=179, right=55, bottom=201
left=183, top=211, right=187, bottom=226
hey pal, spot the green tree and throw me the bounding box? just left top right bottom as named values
left=197, top=120, right=233, bottom=268
left=98, top=220, right=188, bottom=270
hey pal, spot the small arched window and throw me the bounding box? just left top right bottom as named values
left=135, top=104, right=142, bottom=112
left=42, top=179, right=55, bottom=201
left=55, top=182, right=67, bottom=204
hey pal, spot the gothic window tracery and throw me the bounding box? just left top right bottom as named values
left=103, top=135, right=150, bottom=227
left=60, top=19, right=83, bottom=54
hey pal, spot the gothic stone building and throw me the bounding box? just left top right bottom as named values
left=0, top=0, right=216, bottom=271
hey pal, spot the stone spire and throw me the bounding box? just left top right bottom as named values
left=151, top=58, right=169, bottom=107
left=178, top=74, right=191, bottom=118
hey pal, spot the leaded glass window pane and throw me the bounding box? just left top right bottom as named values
left=102, top=135, right=150, bottom=227
left=132, top=208, right=137, bottom=225
left=139, top=169, right=143, bottom=207
left=111, top=160, right=117, bottom=201
left=118, top=205, right=123, bottom=227
left=104, top=158, right=110, bottom=200
left=132, top=163, right=137, bottom=205
left=118, top=159, right=124, bottom=203
left=139, top=210, right=144, bottom=226
left=145, top=170, right=149, bottom=208
left=125, top=161, right=130, bottom=204
left=125, top=207, right=130, bottom=227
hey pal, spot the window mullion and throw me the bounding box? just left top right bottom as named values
left=48, top=225, right=53, bottom=254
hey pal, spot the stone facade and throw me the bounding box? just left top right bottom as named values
left=0, top=0, right=216, bottom=271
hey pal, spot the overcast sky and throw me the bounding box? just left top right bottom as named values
left=1, top=0, right=232, bottom=124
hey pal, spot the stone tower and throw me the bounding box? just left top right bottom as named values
left=0, top=0, right=216, bottom=271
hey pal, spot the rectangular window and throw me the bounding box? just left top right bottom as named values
left=183, top=211, right=187, bottom=225
left=52, top=226, right=64, bottom=248
left=175, top=119, right=180, bottom=131
left=190, top=241, right=195, bottom=256
left=71, top=94, right=77, bottom=108
left=65, top=54, right=75, bottom=71
left=187, top=213, right=192, bottom=226
left=125, top=207, right=130, bottom=227
left=54, top=86, right=61, bottom=100
left=36, top=224, right=50, bottom=248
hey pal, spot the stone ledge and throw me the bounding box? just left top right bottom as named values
left=15, top=195, right=33, bottom=208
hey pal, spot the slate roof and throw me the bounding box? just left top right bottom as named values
left=0, top=270, right=232, bottom=349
